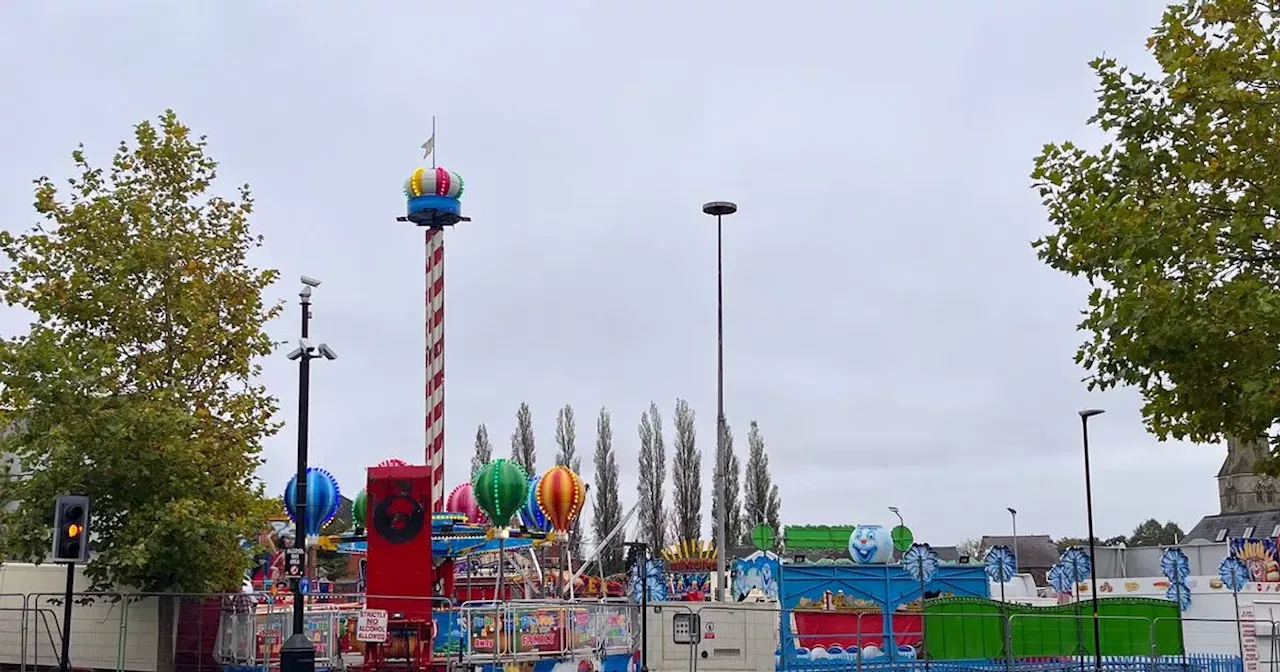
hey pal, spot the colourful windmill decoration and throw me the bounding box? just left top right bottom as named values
left=536, top=465, right=587, bottom=541
left=472, top=458, right=528, bottom=538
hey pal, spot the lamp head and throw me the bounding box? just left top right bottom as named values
left=1079, top=409, right=1106, bottom=419
left=887, top=506, right=899, bottom=514
left=702, top=201, right=738, bottom=217
left=1007, top=507, right=1017, bottom=516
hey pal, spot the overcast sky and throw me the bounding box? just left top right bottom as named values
left=0, top=1, right=1224, bottom=546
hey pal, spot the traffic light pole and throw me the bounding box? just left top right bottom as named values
left=59, top=563, right=73, bottom=672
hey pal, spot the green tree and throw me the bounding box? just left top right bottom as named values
left=670, top=399, right=702, bottom=542
left=636, top=402, right=667, bottom=552
left=554, top=404, right=583, bottom=556
left=472, top=423, right=493, bottom=479
left=744, top=420, right=782, bottom=540
left=591, top=407, right=623, bottom=575
left=1129, top=519, right=1184, bottom=546
left=510, top=402, right=536, bottom=474
left=1032, top=1, right=1280, bottom=465
left=711, top=422, right=744, bottom=546
left=0, top=111, right=278, bottom=672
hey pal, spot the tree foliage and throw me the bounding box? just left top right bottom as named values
left=744, top=420, right=782, bottom=537
left=956, top=537, right=986, bottom=560
left=636, top=402, right=667, bottom=551
left=670, top=399, right=701, bottom=543
left=1129, top=519, right=1185, bottom=546
left=1032, top=0, right=1280, bottom=464
left=510, top=402, right=536, bottom=474
left=711, top=421, right=744, bottom=546
left=591, top=407, right=623, bottom=575
left=554, top=404, right=582, bottom=556
left=0, top=110, right=278, bottom=595
left=472, top=423, right=493, bottom=479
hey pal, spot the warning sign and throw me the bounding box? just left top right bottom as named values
left=1241, top=606, right=1258, bottom=672
left=285, top=548, right=305, bottom=578
left=357, top=609, right=390, bottom=643
left=704, top=621, right=716, bottom=640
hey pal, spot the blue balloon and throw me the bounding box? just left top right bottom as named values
left=519, top=475, right=549, bottom=531
left=284, top=467, right=341, bottom=540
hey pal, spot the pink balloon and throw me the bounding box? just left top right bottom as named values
left=447, top=483, right=488, bottom=525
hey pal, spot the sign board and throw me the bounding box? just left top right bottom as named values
left=285, top=548, right=305, bottom=577
left=298, top=578, right=310, bottom=595
left=703, top=620, right=716, bottom=640
left=1240, top=605, right=1259, bottom=672
left=357, top=609, right=390, bottom=643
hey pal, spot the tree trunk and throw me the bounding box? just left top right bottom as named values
left=156, top=594, right=176, bottom=672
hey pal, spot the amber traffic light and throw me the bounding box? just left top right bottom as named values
left=52, top=495, right=91, bottom=563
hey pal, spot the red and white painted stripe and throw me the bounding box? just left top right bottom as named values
left=424, top=228, right=446, bottom=512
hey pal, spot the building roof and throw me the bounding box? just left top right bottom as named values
left=981, top=534, right=1058, bottom=569
left=1185, top=511, right=1280, bottom=543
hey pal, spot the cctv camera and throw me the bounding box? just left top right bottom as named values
left=298, top=338, right=315, bottom=353
left=286, top=346, right=304, bottom=361
left=317, top=343, right=338, bottom=361
left=301, top=276, right=321, bottom=288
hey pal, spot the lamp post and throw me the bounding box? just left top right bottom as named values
left=280, top=276, right=338, bottom=672
left=1079, top=408, right=1105, bottom=671
left=888, top=506, right=904, bottom=528
left=703, top=200, right=737, bottom=602
left=1007, top=507, right=1019, bottom=571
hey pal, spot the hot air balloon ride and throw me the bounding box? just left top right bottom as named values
left=283, top=467, right=341, bottom=547
left=447, top=482, right=488, bottom=526
left=472, top=458, right=529, bottom=538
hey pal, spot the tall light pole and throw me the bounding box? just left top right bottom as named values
left=703, top=200, right=737, bottom=602
left=280, top=276, right=337, bottom=672
left=888, top=506, right=903, bottom=528
left=1007, top=507, right=1019, bottom=572
left=1079, top=409, right=1105, bottom=671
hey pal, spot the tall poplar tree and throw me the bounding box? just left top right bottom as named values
left=670, top=399, right=702, bottom=542
left=743, top=420, right=782, bottom=541
left=472, top=423, right=493, bottom=478
left=555, top=404, right=583, bottom=556
left=591, top=407, right=623, bottom=575
left=636, top=402, right=668, bottom=552
left=711, top=422, right=744, bottom=545
left=510, top=402, right=536, bottom=474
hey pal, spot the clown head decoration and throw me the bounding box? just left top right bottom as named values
left=848, top=524, right=894, bottom=564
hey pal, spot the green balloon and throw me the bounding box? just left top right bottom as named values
left=891, top=525, right=914, bottom=552
left=352, top=489, right=367, bottom=530
left=472, top=458, right=529, bottom=527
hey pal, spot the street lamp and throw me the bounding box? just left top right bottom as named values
left=1079, top=408, right=1105, bottom=672
left=703, top=200, right=737, bottom=602
left=280, top=276, right=337, bottom=672
left=888, top=506, right=904, bottom=528
left=1007, top=507, right=1019, bottom=572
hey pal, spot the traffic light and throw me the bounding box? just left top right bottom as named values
left=52, top=495, right=91, bottom=563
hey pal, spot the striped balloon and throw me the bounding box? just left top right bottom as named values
left=536, top=465, right=586, bottom=533
left=520, top=475, right=549, bottom=531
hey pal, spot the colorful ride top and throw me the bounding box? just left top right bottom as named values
left=401, top=166, right=468, bottom=229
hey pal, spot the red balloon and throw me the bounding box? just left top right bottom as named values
left=447, top=482, right=487, bottom=525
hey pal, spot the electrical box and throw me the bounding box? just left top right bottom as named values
left=673, top=612, right=701, bottom=644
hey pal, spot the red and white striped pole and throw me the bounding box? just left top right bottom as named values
left=425, top=228, right=446, bottom=513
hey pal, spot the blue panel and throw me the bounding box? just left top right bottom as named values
left=407, top=195, right=462, bottom=216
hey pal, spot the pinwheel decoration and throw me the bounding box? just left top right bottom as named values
left=902, top=543, right=940, bottom=584
left=283, top=467, right=341, bottom=546
left=1047, top=563, right=1073, bottom=595
left=629, top=558, right=668, bottom=603
left=1220, top=556, right=1250, bottom=593
left=984, top=545, right=1017, bottom=583
left=1160, top=547, right=1191, bottom=583
left=1059, top=547, right=1092, bottom=585
left=1161, top=547, right=1192, bottom=611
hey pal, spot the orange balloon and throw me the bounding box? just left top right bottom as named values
left=536, top=466, right=586, bottom=533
